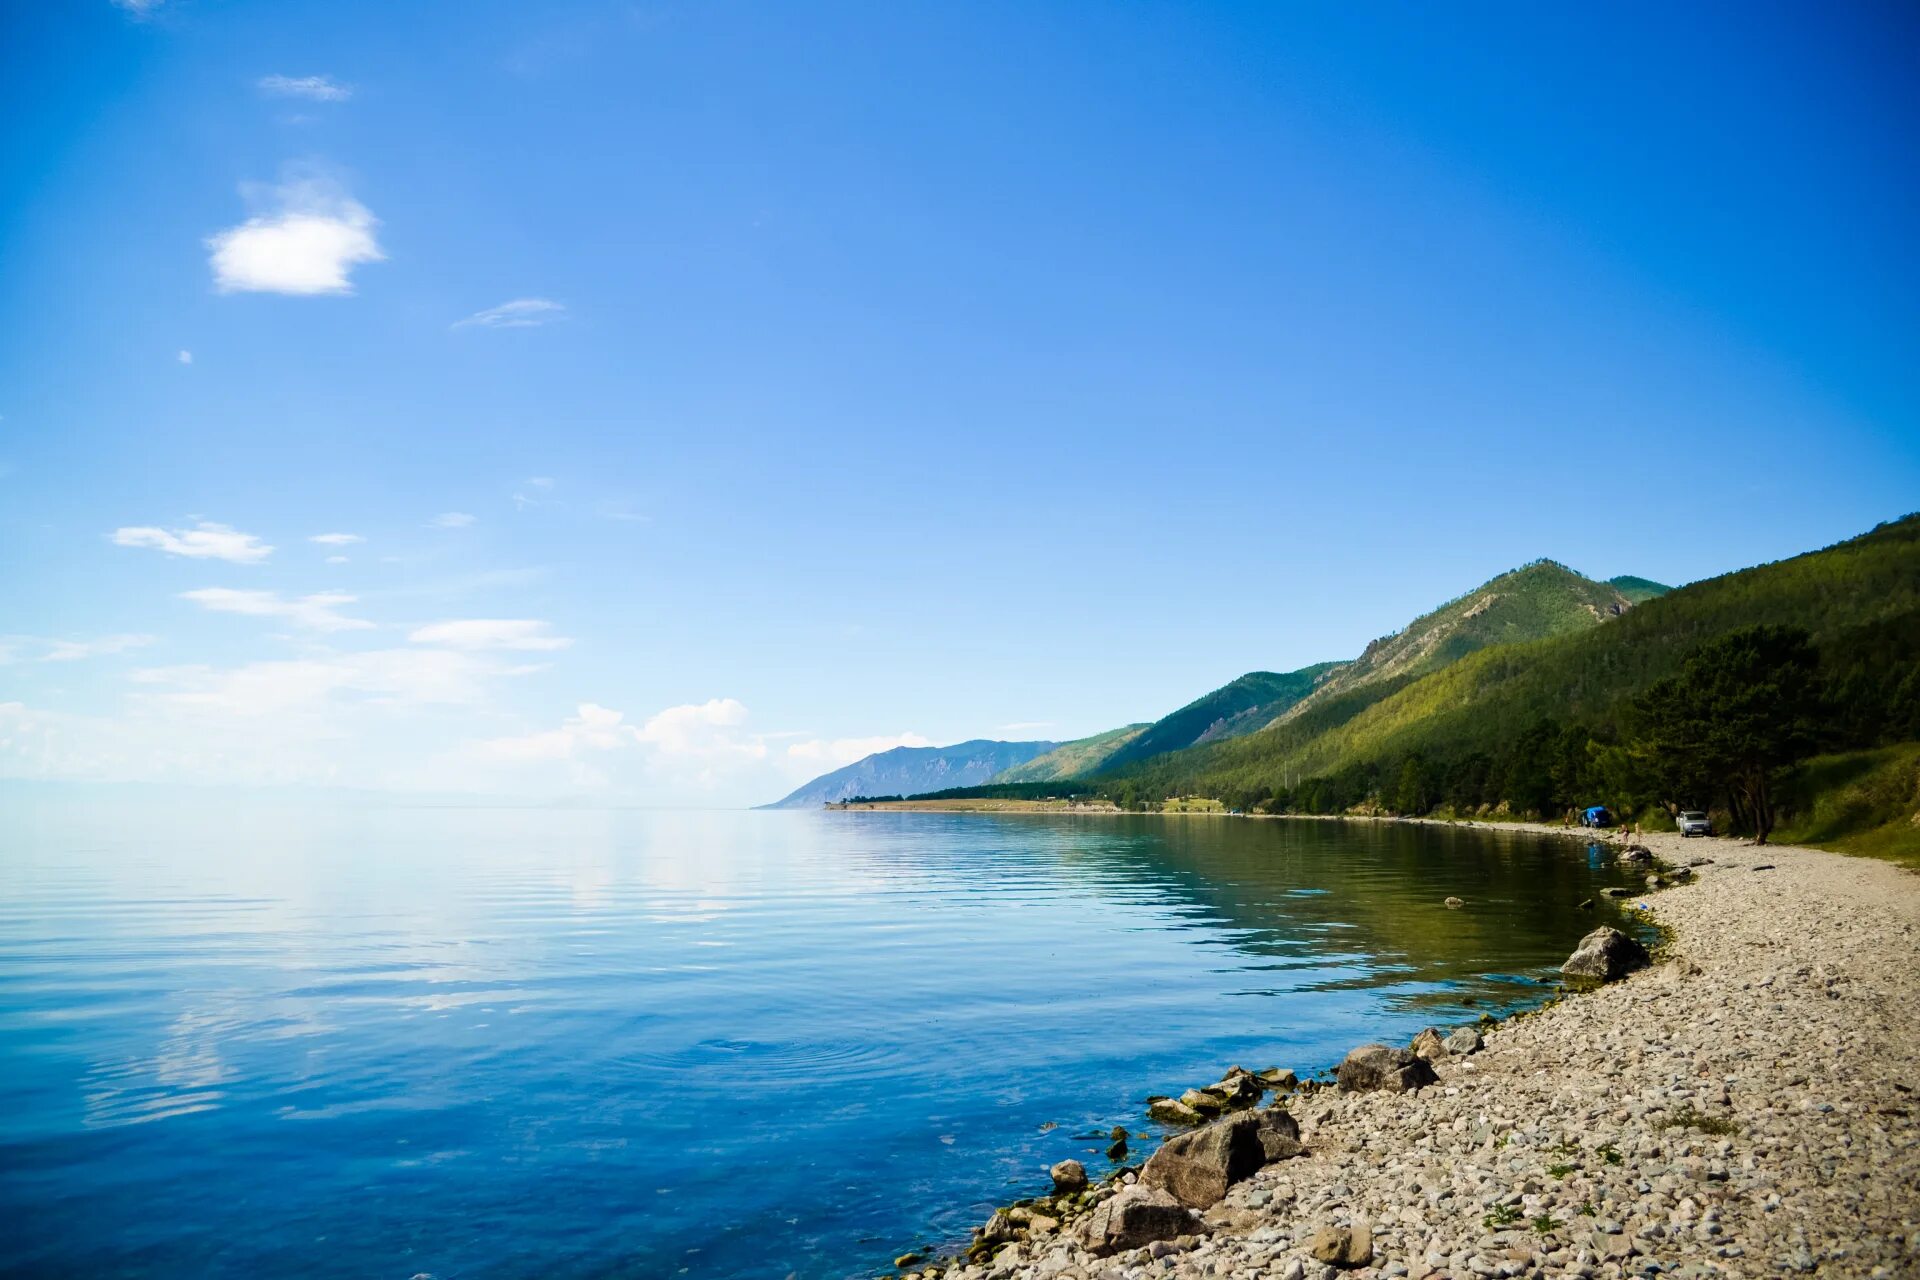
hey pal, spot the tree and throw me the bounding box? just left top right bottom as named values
left=1394, top=753, right=1436, bottom=815
left=1630, top=626, right=1823, bottom=843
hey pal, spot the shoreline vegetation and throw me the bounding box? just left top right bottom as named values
left=870, top=820, right=1920, bottom=1280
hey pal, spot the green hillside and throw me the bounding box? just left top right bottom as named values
left=1608, top=574, right=1672, bottom=604
left=1103, top=515, right=1920, bottom=846
left=1098, top=664, right=1343, bottom=770
left=992, top=724, right=1151, bottom=782
left=1270, top=560, right=1637, bottom=730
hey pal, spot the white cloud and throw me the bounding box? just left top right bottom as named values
left=258, top=74, right=353, bottom=102
left=0, top=635, right=157, bottom=664
left=133, top=647, right=520, bottom=718
left=325, top=555, right=349, bottom=565
left=111, top=0, right=163, bottom=15
left=526, top=476, right=555, bottom=489
left=207, top=174, right=384, bottom=295
left=407, top=619, right=571, bottom=651
left=113, top=521, right=273, bottom=564
left=455, top=298, right=567, bottom=329
left=178, top=349, right=193, bottom=365
left=429, top=512, right=476, bottom=529
left=633, top=698, right=764, bottom=760
left=180, top=588, right=373, bottom=633
left=785, top=732, right=932, bottom=769
left=309, top=532, right=363, bottom=546
left=474, top=702, right=632, bottom=762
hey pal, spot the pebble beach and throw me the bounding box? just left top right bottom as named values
left=909, top=826, right=1920, bottom=1280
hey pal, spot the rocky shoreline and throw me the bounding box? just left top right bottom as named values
left=890, top=826, right=1920, bottom=1280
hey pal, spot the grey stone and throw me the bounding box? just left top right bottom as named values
left=1050, top=1159, right=1088, bottom=1194
left=1142, top=1113, right=1265, bottom=1207
left=1561, top=926, right=1652, bottom=982
left=1335, top=1043, right=1439, bottom=1093
left=1073, top=1185, right=1195, bottom=1255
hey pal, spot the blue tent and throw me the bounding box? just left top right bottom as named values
left=1582, top=805, right=1613, bottom=828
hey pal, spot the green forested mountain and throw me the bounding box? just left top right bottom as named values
left=1096, top=664, right=1344, bottom=770
left=993, top=724, right=1151, bottom=782
left=1607, top=575, right=1672, bottom=605
left=1269, top=561, right=1639, bottom=730
left=1101, top=515, right=1920, bottom=840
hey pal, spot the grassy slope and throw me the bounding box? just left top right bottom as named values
left=1098, top=664, right=1344, bottom=770
left=1775, top=743, right=1920, bottom=867
left=1266, top=560, right=1634, bottom=730
left=992, top=724, right=1151, bottom=783
left=1101, top=561, right=1643, bottom=786
left=1113, top=515, right=1920, bottom=805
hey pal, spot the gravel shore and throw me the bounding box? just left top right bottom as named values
left=912, top=827, right=1920, bottom=1280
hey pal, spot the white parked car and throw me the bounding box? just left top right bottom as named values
left=1677, top=810, right=1713, bottom=837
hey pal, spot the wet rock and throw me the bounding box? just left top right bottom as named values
left=1180, top=1087, right=1228, bottom=1115
left=1444, top=896, right=1466, bottom=909
left=1410, top=1026, right=1448, bottom=1061
left=1619, top=845, right=1653, bottom=863
left=1560, top=926, right=1651, bottom=982
left=1073, top=1185, right=1194, bottom=1255
left=1335, top=1043, right=1438, bottom=1093
left=978, top=1209, right=1018, bottom=1244
left=1207, top=1072, right=1264, bottom=1108
left=1258, top=1067, right=1298, bottom=1091
left=1601, top=887, right=1635, bottom=898
left=1148, top=1097, right=1205, bottom=1126
left=1142, top=1113, right=1265, bottom=1207
left=1050, top=1159, right=1087, bottom=1195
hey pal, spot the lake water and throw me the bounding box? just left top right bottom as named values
left=0, top=800, right=1647, bottom=1279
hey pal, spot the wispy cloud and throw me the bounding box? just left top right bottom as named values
left=407, top=619, right=571, bottom=651
left=207, top=172, right=384, bottom=296
left=177, top=349, right=193, bottom=365
left=257, top=74, right=353, bottom=102
left=180, top=588, right=373, bottom=633
left=111, top=0, right=163, bottom=17
left=113, top=521, right=272, bottom=564
left=308, top=532, right=363, bottom=546
left=428, top=512, right=476, bottom=529
left=0, top=634, right=157, bottom=664
left=455, top=298, right=567, bottom=329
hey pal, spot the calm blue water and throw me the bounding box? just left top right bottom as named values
left=0, top=800, right=1642, bottom=1279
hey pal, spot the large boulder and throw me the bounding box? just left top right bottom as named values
left=1334, top=1044, right=1438, bottom=1093
left=1253, top=1106, right=1304, bottom=1161
left=1179, top=1087, right=1227, bottom=1115
left=1409, top=1026, right=1448, bottom=1062
left=1443, top=1026, right=1483, bottom=1056
left=1073, top=1186, right=1195, bottom=1255
left=1049, top=1159, right=1087, bottom=1195
left=1142, top=1113, right=1266, bottom=1208
left=1560, top=926, right=1651, bottom=982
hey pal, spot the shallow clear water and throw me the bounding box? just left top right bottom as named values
left=0, top=800, right=1646, bottom=1279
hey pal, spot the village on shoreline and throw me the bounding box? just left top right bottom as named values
left=878, top=823, right=1920, bottom=1280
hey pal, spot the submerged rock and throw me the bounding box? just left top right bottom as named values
left=1560, top=925, right=1651, bottom=982
left=1334, top=1043, right=1438, bottom=1093
left=1073, top=1185, right=1194, bottom=1254
left=1443, top=896, right=1466, bottom=909
left=1142, top=1113, right=1265, bottom=1207
left=1148, top=1097, right=1205, bottom=1126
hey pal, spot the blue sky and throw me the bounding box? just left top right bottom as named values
left=2, top=1, right=1916, bottom=805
